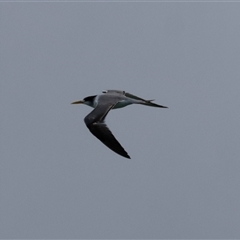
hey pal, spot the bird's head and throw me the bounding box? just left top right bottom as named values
left=71, top=95, right=97, bottom=108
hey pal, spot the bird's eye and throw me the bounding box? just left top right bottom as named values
left=102, top=90, right=107, bottom=93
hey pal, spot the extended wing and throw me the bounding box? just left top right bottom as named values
left=84, top=100, right=130, bottom=159
left=125, top=92, right=168, bottom=108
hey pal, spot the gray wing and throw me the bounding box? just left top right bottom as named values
left=102, top=90, right=125, bottom=95
left=84, top=101, right=131, bottom=159
left=125, top=92, right=151, bottom=101
left=125, top=92, right=168, bottom=108
left=103, top=90, right=168, bottom=108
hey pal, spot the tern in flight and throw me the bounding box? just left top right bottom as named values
left=72, top=90, right=167, bottom=159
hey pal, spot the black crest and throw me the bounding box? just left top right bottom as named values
left=83, top=95, right=97, bottom=102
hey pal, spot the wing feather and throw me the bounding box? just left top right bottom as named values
left=125, top=92, right=168, bottom=108
left=87, top=122, right=130, bottom=159
left=84, top=100, right=130, bottom=159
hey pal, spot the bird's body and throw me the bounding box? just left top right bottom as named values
left=72, top=90, right=167, bottom=159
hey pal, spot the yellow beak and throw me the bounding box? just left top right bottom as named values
left=71, top=100, right=84, bottom=104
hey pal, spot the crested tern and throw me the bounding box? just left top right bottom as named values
left=72, top=90, right=167, bottom=159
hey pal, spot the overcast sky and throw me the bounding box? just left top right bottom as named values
left=1, top=2, right=240, bottom=239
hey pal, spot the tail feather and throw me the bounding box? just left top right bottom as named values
left=141, top=101, right=168, bottom=108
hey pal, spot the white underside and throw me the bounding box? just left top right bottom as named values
left=113, top=100, right=133, bottom=109
left=89, top=95, right=142, bottom=109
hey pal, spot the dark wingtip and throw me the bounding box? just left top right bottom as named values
left=156, top=104, right=168, bottom=108
left=120, top=152, right=131, bottom=159
left=117, top=151, right=131, bottom=159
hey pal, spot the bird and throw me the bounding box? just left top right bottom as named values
left=72, top=90, right=168, bottom=159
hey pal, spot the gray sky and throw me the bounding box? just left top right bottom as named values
left=1, top=2, right=240, bottom=239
